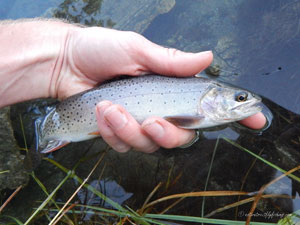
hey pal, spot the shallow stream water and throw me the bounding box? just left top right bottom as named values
left=1, top=0, right=300, bottom=224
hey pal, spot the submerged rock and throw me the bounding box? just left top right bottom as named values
left=51, top=0, right=176, bottom=33
left=0, top=107, right=28, bottom=190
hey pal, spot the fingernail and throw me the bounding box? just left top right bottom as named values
left=197, top=50, right=212, bottom=55
left=96, top=101, right=112, bottom=114
left=143, top=120, right=165, bottom=139
left=97, top=101, right=111, bottom=109
left=104, top=106, right=128, bottom=130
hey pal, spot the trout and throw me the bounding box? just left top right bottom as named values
left=36, top=75, right=262, bottom=153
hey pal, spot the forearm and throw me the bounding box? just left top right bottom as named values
left=0, top=19, right=74, bottom=108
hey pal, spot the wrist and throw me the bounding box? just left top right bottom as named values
left=0, top=19, right=77, bottom=107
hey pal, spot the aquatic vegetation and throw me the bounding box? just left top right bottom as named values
left=1, top=132, right=300, bottom=224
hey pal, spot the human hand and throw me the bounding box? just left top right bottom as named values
left=52, top=26, right=265, bottom=153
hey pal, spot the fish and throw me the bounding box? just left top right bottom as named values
left=35, top=75, right=262, bottom=153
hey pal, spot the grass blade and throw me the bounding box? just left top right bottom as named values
left=144, top=213, right=276, bottom=225
left=222, top=137, right=300, bottom=183
left=0, top=215, right=24, bottom=225
left=49, top=153, right=105, bottom=225
left=0, top=185, right=22, bottom=213
left=0, top=170, right=9, bottom=174
left=44, top=158, right=126, bottom=212
left=144, top=190, right=249, bottom=209
left=24, top=171, right=72, bottom=225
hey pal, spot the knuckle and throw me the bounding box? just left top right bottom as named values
left=137, top=144, right=160, bottom=153
left=112, top=142, right=131, bottom=153
left=118, top=128, right=138, bottom=143
left=101, top=131, right=115, bottom=139
left=163, top=140, right=180, bottom=149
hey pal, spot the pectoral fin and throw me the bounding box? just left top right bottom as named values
left=164, top=115, right=205, bottom=129
left=40, top=140, right=70, bottom=154
left=88, top=131, right=100, bottom=136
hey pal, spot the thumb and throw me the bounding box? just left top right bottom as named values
left=136, top=40, right=213, bottom=76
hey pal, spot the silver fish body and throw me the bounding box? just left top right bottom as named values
left=36, top=75, right=262, bottom=153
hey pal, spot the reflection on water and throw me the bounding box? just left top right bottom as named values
left=77, top=179, right=133, bottom=220
left=144, top=0, right=300, bottom=114
left=1, top=0, right=300, bottom=223
left=52, top=0, right=116, bottom=27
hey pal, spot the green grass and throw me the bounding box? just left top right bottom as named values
left=0, top=170, right=9, bottom=174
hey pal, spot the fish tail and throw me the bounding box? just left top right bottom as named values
left=34, top=117, right=43, bottom=152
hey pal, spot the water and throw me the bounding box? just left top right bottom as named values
left=1, top=0, right=300, bottom=223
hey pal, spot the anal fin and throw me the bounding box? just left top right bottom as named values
left=40, top=140, right=70, bottom=154
left=164, top=115, right=205, bottom=129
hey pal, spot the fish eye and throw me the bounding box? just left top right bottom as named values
left=235, top=92, right=248, bottom=102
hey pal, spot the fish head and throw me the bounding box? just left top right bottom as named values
left=199, top=85, right=262, bottom=124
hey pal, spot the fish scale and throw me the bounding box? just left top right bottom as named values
left=36, top=75, right=262, bottom=153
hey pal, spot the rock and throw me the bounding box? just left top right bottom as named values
left=0, top=107, right=28, bottom=190
left=51, top=0, right=176, bottom=33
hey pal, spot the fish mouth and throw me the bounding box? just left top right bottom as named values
left=230, top=99, right=262, bottom=113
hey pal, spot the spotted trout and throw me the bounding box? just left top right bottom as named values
left=36, top=75, right=262, bottom=153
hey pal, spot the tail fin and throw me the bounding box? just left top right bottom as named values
left=34, top=117, right=43, bottom=152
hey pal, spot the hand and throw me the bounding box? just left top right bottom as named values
left=53, top=26, right=265, bottom=153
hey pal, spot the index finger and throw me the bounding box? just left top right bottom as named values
left=239, top=112, right=266, bottom=130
